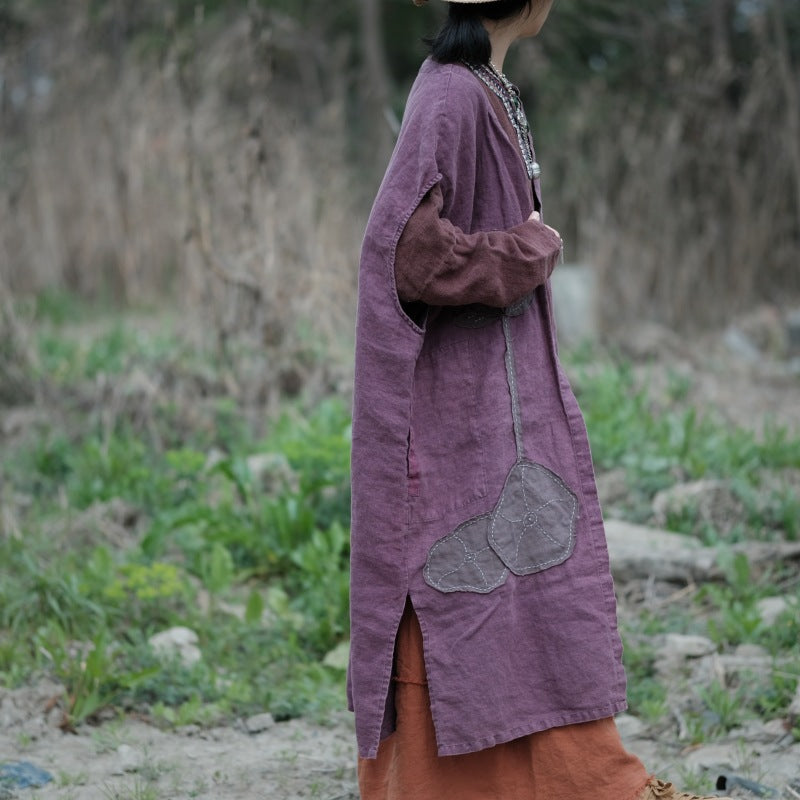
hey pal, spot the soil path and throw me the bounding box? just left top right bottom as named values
left=2, top=679, right=799, bottom=799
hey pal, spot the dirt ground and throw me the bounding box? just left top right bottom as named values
left=2, top=676, right=799, bottom=800
left=1, top=686, right=358, bottom=799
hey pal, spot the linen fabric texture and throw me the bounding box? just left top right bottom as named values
left=348, top=58, right=627, bottom=760
left=357, top=602, right=651, bottom=800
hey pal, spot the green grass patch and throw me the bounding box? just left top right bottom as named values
left=2, top=314, right=798, bottom=736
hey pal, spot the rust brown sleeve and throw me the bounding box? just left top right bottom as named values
left=394, top=183, right=562, bottom=309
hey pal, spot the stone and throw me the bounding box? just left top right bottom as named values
left=651, top=479, right=743, bottom=535
left=757, top=596, right=789, bottom=626
left=549, top=264, right=597, bottom=347
left=682, top=742, right=740, bottom=772
left=244, top=713, right=275, bottom=734
left=726, top=718, right=792, bottom=744
left=735, top=305, right=788, bottom=356
left=606, top=520, right=800, bottom=583
left=19, top=717, right=47, bottom=741
left=245, top=452, right=297, bottom=493
left=787, top=307, right=800, bottom=351
left=788, top=683, right=800, bottom=716
left=614, top=713, right=646, bottom=740
left=148, top=627, right=201, bottom=666
left=612, top=322, right=688, bottom=361
left=322, top=641, right=350, bottom=671
left=114, top=744, right=142, bottom=774
left=723, top=326, right=761, bottom=362
left=662, top=634, right=716, bottom=659
left=732, top=643, right=768, bottom=659
left=604, top=519, right=717, bottom=582
left=0, top=761, right=53, bottom=790
left=595, top=468, right=628, bottom=508
left=715, top=651, right=771, bottom=681
left=46, top=705, right=63, bottom=729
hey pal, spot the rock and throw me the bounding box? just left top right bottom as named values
left=726, top=718, right=792, bottom=744
left=204, top=448, right=227, bottom=471
left=595, top=469, right=628, bottom=508
left=114, top=744, right=143, bottom=774
left=757, top=596, right=789, bottom=626
left=615, top=713, right=646, bottom=740
left=715, top=651, right=771, bottom=680
left=148, top=627, right=201, bottom=666
left=121, top=367, right=159, bottom=398
left=604, top=519, right=717, bottom=582
left=550, top=264, right=598, bottom=347
left=682, top=742, right=741, bottom=772
left=0, top=407, right=49, bottom=437
left=244, top=713, right=275, bottom=734
left=322, top=641, right=350, bottom=671
left=0, top=695, right=20, bottom=730
left=662, top=634, right=716, bottom=659
left=245, top=452, right=298, bottom=493
left=787, top=307, right=800, bottom=352
left=0, top=761, right=53, bottom=790
left=0, top=681, right=65, bottom=732
left=19, top=717, right=47, bottom=741
left=655, top=634, right=716, bottom=677
left=45, top=705, right=63, bottom=729
left=732, top=643, right=768, bottom=659
left=651, top=479, right=744, bottom=536
left=734, top=305, right=788, bottom=356
left=612, top=322, right=689, bottom=361
left=788, top=683, right=800, bottom=717
left=723, top=326, right=761, bottom=362
left=606, top=520, right=800, bottom=583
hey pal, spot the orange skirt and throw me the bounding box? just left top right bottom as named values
left=358, top=603, right=650, bottom=800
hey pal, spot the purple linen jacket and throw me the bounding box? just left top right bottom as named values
left=348, top=59, right=627, bottom=760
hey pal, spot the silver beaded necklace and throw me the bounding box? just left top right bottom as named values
left=465, top=60, right=541, bottom=181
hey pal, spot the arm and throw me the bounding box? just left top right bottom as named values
left=395, top=183, right=562, bottom=309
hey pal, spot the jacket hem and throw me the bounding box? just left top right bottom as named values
left=433, top=698, right=629, bottom=757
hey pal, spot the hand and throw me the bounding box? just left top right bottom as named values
left=528, top=210, right=562, bottom=241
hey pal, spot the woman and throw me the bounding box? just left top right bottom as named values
left=348, top=2, right=732, bottom=798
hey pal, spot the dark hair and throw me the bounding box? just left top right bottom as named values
left=426, top=1, right=534, bottom=65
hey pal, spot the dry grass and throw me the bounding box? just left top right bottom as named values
left=530, top=4, right=800, bottom=333
left=1, top=3, right=798, bottom=346
left=0, top=8, right=362, bottom=356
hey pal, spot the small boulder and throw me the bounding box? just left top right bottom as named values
left=662, top=634, right=716, bottom=659
left=652, top=479, right=743, bottom=537
left=615, top=713, right=646, bottom=740
left=322, top=641, right=350, bottom=671
left=604, top=519, right=717, bottom=582
left=245, top=712, right=275, bottom=734
left=757, top=596, right=789, bottom=626
left=788, top=683, right=800, bottom=717
left=114, top=744, right=143, bottom=774
left=148, top=627, right=201, bottom=667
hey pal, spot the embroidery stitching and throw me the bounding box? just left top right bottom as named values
left=423, top=301, right=578, bottom=595
left=424, top=513, right=509, bottom=594
left=488, top=459, right=578, bottom=575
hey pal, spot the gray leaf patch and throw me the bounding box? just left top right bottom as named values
left=424, top=513, right=509, bottom=594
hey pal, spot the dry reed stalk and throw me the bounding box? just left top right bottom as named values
left=548, top=45, right=800, bottom=334
left=0, top=277, right=39, bottom=405
left=0, top=7, right=361, bottom=364
left=2, top=2, right=798, bottom=344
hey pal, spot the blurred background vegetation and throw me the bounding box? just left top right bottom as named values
left=1, top=1, right=799, bottom=750
left=1, top=0, right=799, bottom=343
